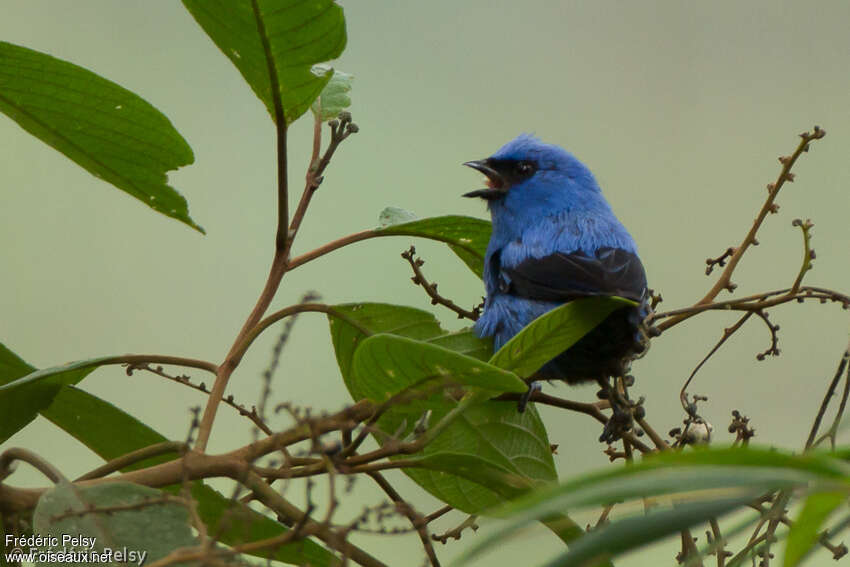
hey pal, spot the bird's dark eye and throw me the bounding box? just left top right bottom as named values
left=516, top=161, right=536, bottom=176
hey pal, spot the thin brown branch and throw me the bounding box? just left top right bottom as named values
left=752, top=310, right=780, bottom=361
left=241, top=470, right=389, bottom=567
left=432, top=515, right=478, bottom=545
left=288, top=229, right=378, bottom=270
left=126, top=363, right=273, bottom=435
left=495, top=391, right=654, bottom=453
left=196, top=246, right=288, bottom=452
left=424, top=505, right=453, bottom=524
left=653, top=285, right=850, bottom=332
left=658, top=126, right=826, bottom=332
left=101, top=354, right=218, bottom=375
left=636, top=417, right=669, bottom=451
left=401, top=246, right=481, bottom=321
left=806, top=339, right=850, bottom=450
left=0, top=448, right=67, bottom=484
left=790, top=218, right=815, bottom=293
left=288, top=113, right=358, bottom=256
left=698, top=126, right=824, bottom=303
left=679, top=312, right=753, bottom=410
left=76, top=441, right=187, bottom=481
left=367, top=471, right=441, bottom=566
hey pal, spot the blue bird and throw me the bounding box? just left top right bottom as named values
left=464, top=134, right=648, bottom=415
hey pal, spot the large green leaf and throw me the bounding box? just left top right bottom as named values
left=489, top=297, right=635, bottom=378
left=0, top=345, right=102, bottom=443
left=34, top=481, right=199, bottom=566
left=183, top=0, right=346, bottom=125
left=376, top=213, right=492, bottom=277
left=41, top=386, right=340, bottom=567
left=349, top=333, right=554, bottom=513
left=0, top=42, right=201, bottom=232
left=452, top=446, right=850, bottom=567
left=376, top=399, right=556, bottom=514
left=329, top=303, right=557, bottom=512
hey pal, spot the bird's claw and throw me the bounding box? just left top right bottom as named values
left=517, top=381, right=542, bottom=413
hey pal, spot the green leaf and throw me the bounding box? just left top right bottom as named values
left=0, top=346, right=104, bottom=443
left=453, top=446, right=850, bottom=566
left=42, top=386, right=182, bottom=471
left=351, top=333, right=525, bottom=400
left=0, top=42, right=201, bottom=233
left=328, top=303, right=445, bottom=388
left=540, top=497, right=754, bottom=567
left=349, top=333, right=555, bottom=513
left=426, top=329, right=492, bottom=362
left=489, top=296, right=634, bottom=378
left=387, top=401, right=556, bottom=513
left=34, top=481, right=199, bottom=566
left=41, top=386, right=340, bottom=567
left=330, top=304, right=557, bottom=512
left=376, top=213, right=492, bottom=277
left=783, top=490, right=847, bottom=567
left=378, top=206, right=417, bottom=227
left=183, top=0, right=346, bottom=125
left=311, top=65, right=353, bottom=121
left=189, top=482, right=340, bottom=567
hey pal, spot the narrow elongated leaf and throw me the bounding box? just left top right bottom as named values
left=183, top=0, right=346, bottom=125
left=0, top=345, right=102, bottom=443
left=311, top=65, right=353, bottom=120
left=541, top=497, right=755, bottom=567
left=34, top=481, right=199, bottom=566
left=489, top=296, right=635, bottom=378
left=453, top=447, right=850, bottom=566
left=42, top=386, right=341, bottom=567
left=376, top=213, right=491, bottom=277
left=0, top=42, right=201, bottom=232
left=784, top=490, right=847, bottom=567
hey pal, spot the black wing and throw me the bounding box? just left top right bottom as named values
left=502, top=247, right=646, bottom=303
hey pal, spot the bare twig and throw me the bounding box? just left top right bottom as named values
left=494, top=391, right=654, bottom=454
left=432, top=515, right=478, bottom=545
left=367, top=471, right=441, bottom=566
left=806, top=339, right=850, bottom=450
left=657, top=126, right=826, bottom=332
left=753, top=310, right=780, bottom=361
left=704, top=247, right=736, bottom=276
left=76, top=442, right=187, bottom=481
left=401, top=246, right=481, bottom=321
left=790, top=218, right=815, bottom=293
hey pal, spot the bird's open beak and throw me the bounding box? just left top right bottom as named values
left=463, top=160, right=507, bottom=200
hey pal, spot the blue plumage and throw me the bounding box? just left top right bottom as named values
left=464, top=134, right=648, bottom=385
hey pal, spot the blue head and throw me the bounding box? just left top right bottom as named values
left=464, top=134, right=616, bottom=239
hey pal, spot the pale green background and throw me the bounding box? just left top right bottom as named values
left=2, top=2, right=850, bottom=566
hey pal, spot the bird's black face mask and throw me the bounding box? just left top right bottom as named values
left=462, top=158, right=538, bottom=200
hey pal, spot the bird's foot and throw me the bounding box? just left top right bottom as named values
left=517, top=381, right=542, bottom=413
